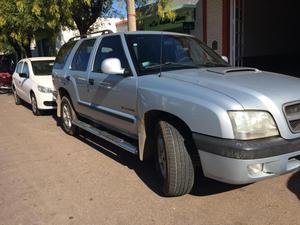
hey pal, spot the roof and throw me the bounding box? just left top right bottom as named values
left=115, top=20, right=128, bottom=26
left=27, top=57, right=56, bottom=61
left=122, top=31, right=192, bottom=36
left=172, top=0, right=199, bottom=8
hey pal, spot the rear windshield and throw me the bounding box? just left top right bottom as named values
left=31, top=60, right=54, bottom=76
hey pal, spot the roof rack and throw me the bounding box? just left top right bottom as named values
left=69, top=29, right=113, bottom=42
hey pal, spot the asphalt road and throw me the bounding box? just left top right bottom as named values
left=0, top=93, right=299, bottom=225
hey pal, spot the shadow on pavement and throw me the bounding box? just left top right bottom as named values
left=190, top=169, right=247, bottom=196
left=287, top=171, right=300, bottom=200
left=76, top=130, right=165, bottom=196
left=18, top=99, right=55, bottom=116
left=71, top=130, right=243, bottom=197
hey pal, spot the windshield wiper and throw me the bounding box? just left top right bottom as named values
left=198, top=62, right=229, bottom=67
left=145, top=62, right=200, bottom=70
left=163, top=62, right=200, bottom=68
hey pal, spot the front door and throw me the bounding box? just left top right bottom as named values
left=88, top=35, right=138, bottom=136
left=19, top=61, right=31, bottom=103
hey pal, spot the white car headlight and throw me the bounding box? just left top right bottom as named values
left=228, top=111, right=279, bottom=140
left=38, top=85, right=53, bottom=93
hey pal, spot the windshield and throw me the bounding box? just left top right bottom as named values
left=31, top=60, right=54, bottom=76
left=125, top=34, right=229, bottom=76
left=0, top=55, right=14, bottom=73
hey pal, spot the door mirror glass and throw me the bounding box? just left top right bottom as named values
left=221, top=56, right=229, bottom=63
left=19, top=72, right=28, bottom=78
left=101, top=58, right=125, bottom=75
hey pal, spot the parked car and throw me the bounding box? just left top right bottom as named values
left=0, top=54, right=15, bottom=92
left=52, top=31, right=300, bottom=197
left=12, top=57, right=56, bottom=115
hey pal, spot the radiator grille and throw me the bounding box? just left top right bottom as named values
left=284, top=103, right=300, bottom=133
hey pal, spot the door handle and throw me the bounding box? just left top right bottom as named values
left=99, top=82, right=112, bottom=89
left=89, top=78, right=94, bottom=85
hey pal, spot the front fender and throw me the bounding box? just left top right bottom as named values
left=136, top=76, right=243, bottom=160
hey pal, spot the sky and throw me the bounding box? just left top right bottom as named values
left=112, top=0, right=127, bottom=18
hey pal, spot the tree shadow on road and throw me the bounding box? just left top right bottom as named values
left=74, top=130, right=244, bottom=197
left=19, top=100, right=55, bottom=116
left=287, top=171, right=300, bottom=200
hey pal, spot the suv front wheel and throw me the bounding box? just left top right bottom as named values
left=61, top=96, right=79, bottom=136
left=155, top=120, right=195, bottom=197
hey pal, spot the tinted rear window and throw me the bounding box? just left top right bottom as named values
left=31, top=60, right=54, bottom=75
left=71, top=39, right=96, bottom=71
left=54, top=41, right=77, bottom=70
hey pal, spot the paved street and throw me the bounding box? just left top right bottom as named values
left=0, top=93, right=299, bottom=225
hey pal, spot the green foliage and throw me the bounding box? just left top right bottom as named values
left=0, top=0, right=113, bottom=59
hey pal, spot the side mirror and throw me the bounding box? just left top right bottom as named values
left=19, top=72, right=28, bottom=78
left=101, top=58, right=125, bottom=75
left=221, top=56, right=229, bottom=63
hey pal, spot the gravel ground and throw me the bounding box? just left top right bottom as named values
left=0, top=93, right=299, bottom=225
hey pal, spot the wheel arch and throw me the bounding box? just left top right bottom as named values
left=56, top=87, right=71, bottom=117
left=139, top=110, right=201, bottom=167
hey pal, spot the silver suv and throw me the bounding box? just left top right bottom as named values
left=53, top=31, right=300, bottom=197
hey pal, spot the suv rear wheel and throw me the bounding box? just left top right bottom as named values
left=61, top=96, right=79, bottom=136
left=154, top=120, right=194, bottom=197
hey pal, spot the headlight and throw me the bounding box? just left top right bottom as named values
left=38, top=85, right=53, bottom=93
left=228, top=111, right=279, bottom=140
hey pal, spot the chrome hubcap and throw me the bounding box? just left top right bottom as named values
left=31, top=96, right=37, bottom=113
left=62, top=104, right=72, bottom=129
left=157, top=133, right=167, bottom=179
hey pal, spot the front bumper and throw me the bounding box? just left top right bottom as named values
left=36, top=92, right=56, bottom=110
left=193, top=133, right=300, bottom=184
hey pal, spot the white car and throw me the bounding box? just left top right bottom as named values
left=12, top=57, right=56, bottom=115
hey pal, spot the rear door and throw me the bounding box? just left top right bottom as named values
left=68, top=38, right=96, bottom=115
left=13, top=61, right=24, bottom=95
left=87, top=35, right=138, bottom=136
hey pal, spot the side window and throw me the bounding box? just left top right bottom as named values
left=22, top=62, right=29, bottom=75
left=93, top=36, right=129, bottom=73
left=54, top=41, right=77, bottom=70
left=16, top=62, right=23, bottom=73
left=71, top=39, right=96, bottom=71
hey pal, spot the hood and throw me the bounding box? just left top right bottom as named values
left=161, top=67, right=300, bottom=110
left=33, top=75, right=54, bottom=89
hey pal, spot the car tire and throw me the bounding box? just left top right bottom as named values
left=13, top=87, right=21, bottom=105
left=61, top=96, right=79, bottom=136
left=154, top=120, right=195, bottom=197
left=31, top=93, right=41, bottom=116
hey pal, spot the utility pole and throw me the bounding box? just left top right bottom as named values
left=127, top=0, right=136, bottom=31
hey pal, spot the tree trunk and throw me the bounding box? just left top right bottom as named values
left=127, top=0, right=137, bottom=31
left=21, top=35, right=32, bottom=58
left=76, top=24, right=90, bottom=36
left=7, top=37, right=23, bottom=61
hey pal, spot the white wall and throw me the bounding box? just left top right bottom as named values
left=56, top=18, right=119, bottom=51
left=190, top=0, right=204, bottom=40
left=206, top=0, right=223, bottom=55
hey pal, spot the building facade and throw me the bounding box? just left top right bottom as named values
left=203, top=0, right=300, bottom=76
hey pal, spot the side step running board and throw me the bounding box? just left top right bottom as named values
left=72, top=119, right=138, bottom=155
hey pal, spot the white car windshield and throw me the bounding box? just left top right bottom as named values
left=31, top=60, right=54, bottom=76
